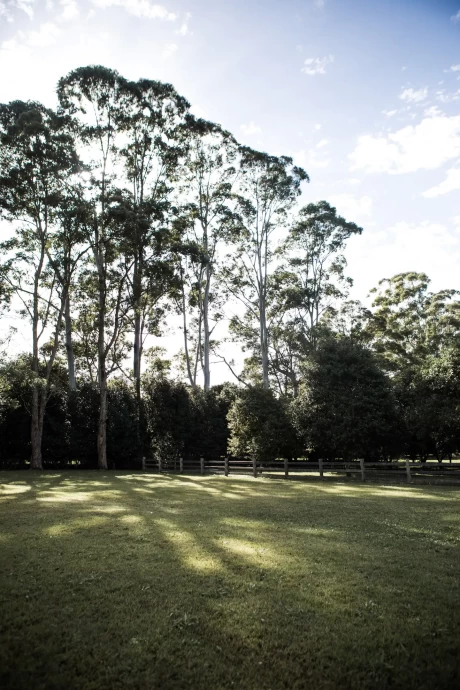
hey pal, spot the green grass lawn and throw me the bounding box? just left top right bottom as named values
left=1, top=472, right=459, bottom=690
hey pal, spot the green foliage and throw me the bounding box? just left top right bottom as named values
left=292, top=338, right=398, bottom=461
left=228, top=386, right=299, bottom=461
left=3, top=65, right=460, bottom=467
left=144, top=377, right=237, bottom=462
left=393, top=348, right=460, bottom=461
left=365, top=272, right=460, bottom=372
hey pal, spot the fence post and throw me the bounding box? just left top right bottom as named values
left=142, top=456, right=146, bottom=472
left=253, top=457, right=257, bottom=478
left=179, top=456, right=183, bottom=474
left=359, top=458, right=365, bottom=482
left=319, top=458, right=324, bottom=479
left=200, top=457, right=205, bottom=475
left=224, top=457, right=229, bottom=477
left=284, top=457, right=289, bottom=479
left=406, top=458, right=412, bottom=483
left=158, top=458, right=162, bottom=473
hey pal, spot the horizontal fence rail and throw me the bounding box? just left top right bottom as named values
left=142, top=457, right=460, bottom=484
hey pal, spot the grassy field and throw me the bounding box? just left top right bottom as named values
left=0, top=472, right=459, bottom=690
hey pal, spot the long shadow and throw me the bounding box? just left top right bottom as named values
left=1, top=472, right=460, bottom=689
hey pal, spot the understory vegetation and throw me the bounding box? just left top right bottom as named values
left=1, top=473, right=459, bottom=690
left=1, top=66, right=460, bottom=469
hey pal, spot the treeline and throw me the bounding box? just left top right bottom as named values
left=1, top=66, right=460, bottom=470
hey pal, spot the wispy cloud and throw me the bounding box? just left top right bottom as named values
left=26, top=22, right=60, bottom=47
left=382, top=109, right=398, bottom=118
left=329, top=194, right=373, bottom=223
left=302, top=55, right=334, bottom=76
left=59, top=0, right=79, bottom=21
left=10, top=0, right=36, bottom=19
left=240, top=121, right=262, bottom=136
left=449, top=64, right=460, bottom=72
left=294, top=148, right=330, bottom=169
left=436, top=88, right=460, bottom=103
left=451, top=10, right=460, bottom=22
left=176, top=12, right=191, bottom=35
left=424, top=105, right=443, bottom=117
left=91, top=0, right=176, bottom=21
left=350, top=115, right=460, bottom=174
left=162, top=42, right=178, bottom=58
left=423, top=166, right=460, bottom=198
left=399, top=87, right=428, bottom=103
left=0, top=1, right=14, bottom=21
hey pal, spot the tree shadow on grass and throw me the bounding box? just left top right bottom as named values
left=0, top=472, right=460, bottom=689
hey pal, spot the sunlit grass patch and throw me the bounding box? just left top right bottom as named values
left=0, top=471, right=459, bottom=690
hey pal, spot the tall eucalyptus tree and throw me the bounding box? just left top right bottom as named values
left=268, top=201, right=362, bottom=395
left=0, top=100, right=80, bottom=468
left=118, top=78, right=190, bottom=402
left=224, top=148, right=308, bottom=388
left=58, top=65, right=134, bottom=469
left=178, top=118, right=240, bottom=390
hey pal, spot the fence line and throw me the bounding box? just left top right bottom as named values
left=142, top=456, right=460, bottom=483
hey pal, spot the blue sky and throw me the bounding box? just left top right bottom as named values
left=1, top=0, right=460, bottom=377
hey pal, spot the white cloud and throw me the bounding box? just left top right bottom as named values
left=382, top=109, right=398, bottom=118
left=450, top=64, right=460, bottom=72
left=240, top=121, right=262, bottom=136
left=436, top=88, right=460, bottom=103
left=423, top=166, right=460, bottom=198
left=24, top=22, right=60, bottom=48
left=346, top=220, right=460, bottom=299
left=302, top=55, right=334, bottom=76
left=294, top=148, right=329, bottom=170
left=451, top=10, right=460, bottom=22
left=13, top=0, right=36, bottom=19
left=316, top=138, right=329, bottom=149
left=350, top=115, right=460, bottom=174
left=399, top=87, right=428, bottom=103
left=59, top=0, right=79, bottom=21
left=313, top=123, right=321, bottom=130
left=91, top=0, right=176, bottom=20
left=424, top=105, right=443, bottom=117
left=328, top=194, right=373, bottom=224
left=314, top=0, right=325, bottom=7
left=0, top=1, right=14, bottom=21
left=162, top=42, right=177, bottom=58
left=176, top=12, right=191, bottom=35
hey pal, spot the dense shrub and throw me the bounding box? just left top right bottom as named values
left=144, top=378, right=237, bottom=462
left=292, top=337, right=399, bottom=461
left=393, top=349, right=460, bottom=461
left=227, top=386, right=299, bottom=461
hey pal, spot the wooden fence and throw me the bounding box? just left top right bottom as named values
left=142, top=456, right=460, bottom=484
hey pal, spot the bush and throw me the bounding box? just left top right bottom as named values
left=228, top=386, right=299, bottom=462
left=292, top=337, right=398, bottom=461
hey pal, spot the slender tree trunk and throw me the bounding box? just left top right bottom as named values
left=133, top=305, right=142, bottom=416
left=31, top=244, right=44, bottom=469
left=97, top=369, right=108, bottom=470
left=259, top=293, right=270, bottom=388
left=96, top=251, right=108, bottom=470
left=132, top=256, right=142, bottom=396
left=180, top=268, right=195, bottom=388
left=30, top=386, right=43, bottom=469
left=203, top=263, right=211, bottom=391
left=65, top=294, right=77, bottom=391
